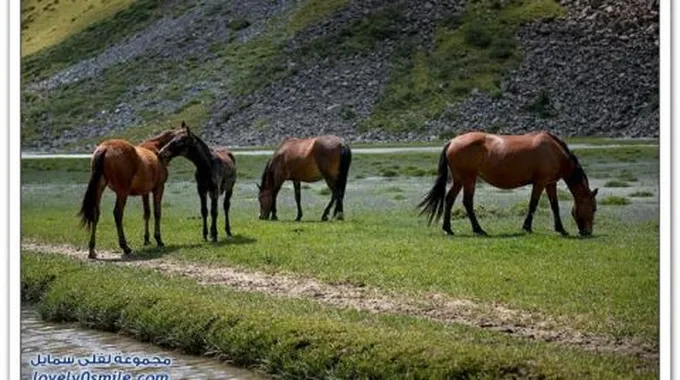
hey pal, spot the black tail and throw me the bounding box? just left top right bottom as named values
left=336, top=144, right=352, bottom=196
left=78, top=149, right=106, bottom=230
left=418, top=141, right=451, bottom=225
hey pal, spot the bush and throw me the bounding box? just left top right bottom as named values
left=228, top=18, right=251, bottom=31
left=600, top=196, right=631, bottom=206
left=604, top=180, right=631, bottom=188
left=523, top=89, right=556, bottom=118
left=489, top=37, right=517, bottom=60
left=629, top=191, right=653, bottom=198
left=463, top=22, right=493, bottom=48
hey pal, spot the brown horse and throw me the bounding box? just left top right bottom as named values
left=158, top=122, right=237, bottom=242
left=258, top=135, right=352, bottom=221
left=78, top=128, right=181, bottom=258
left=419, top=131, right=598, bottom=236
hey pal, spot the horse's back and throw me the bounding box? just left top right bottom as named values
left=94, top=140, right=138, bottom=191
left=447, top=131, right=566, bottom=188
left=275, top=135, right=344, bottom=182
left=214, top=148, right=237, bottom=186
left=92, top=139, right=165, bottom=195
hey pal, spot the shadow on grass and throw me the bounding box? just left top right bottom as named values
left=98, top=242, right=203, bottom=262
left=261, top=218, right=347, bottom=224
left=451, top=232, right=527, bottom=239
left=560, top=234, right=605, bottom=240
left=446, top=231, right=604, bottom=240
left=210, top=234, right=258, bottom=247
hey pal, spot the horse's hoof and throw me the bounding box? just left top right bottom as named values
left=88, top=251, right=97, bottom=260
left=144, top=240, right=151, bottom=246
left=557, top=230, right=569, bottom=236
left=122, top=247, right=133, bottom=256
left=321, top=216, right=329, bottom=222
left=474, top=230, right=488, bottom=237
left=335, top=213, right=344, bottom=221
left=295, top=217, right=302, bottom=222
left=443, top=226, right=454, bottom=235
left=271, top=216, right=278, bottom=221
left=522, top=227, right=532, bottom=233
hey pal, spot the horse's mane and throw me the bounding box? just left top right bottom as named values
left=183, top=131, right=214, bottom=171
left=259, top=160, right=272, bottom=190
left=545, top=132, right=588, bottom=185
left=192, top=132, right=211, bottom=154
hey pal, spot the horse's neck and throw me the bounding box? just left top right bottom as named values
left=186, top=142, right=213, bottom=173
left=264, top=164, right=284, bottom=193
left=563, top=162, right=589, bottom=199
left=140, top=134, right=172, bottom=153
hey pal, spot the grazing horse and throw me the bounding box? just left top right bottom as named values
left=258, top=135, right=352, bottom=221
left=419, top=131, right=598, bottom=237
left=78, top=128, right=181, bottom=258
left=158, top=122, right=237, bottom=242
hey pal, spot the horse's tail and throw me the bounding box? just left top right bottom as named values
left=336, top=144, right=352, bottom=196
left=418, top=141, right=451, bottom=225
left=78, top=149, right=106, bottom=230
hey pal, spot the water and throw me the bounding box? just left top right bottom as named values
left=21, top=307, right=265, bottom=380
left=19, top=143, right=659, bottom=159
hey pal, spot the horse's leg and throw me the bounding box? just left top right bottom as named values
left=546, top=183, right=568, bottom=235
left=462, top=179, right=486, bottom=236
left=113, top=192, right=132, bottom=255
left=210, top=192, right=219, bottom=242
left=142, top=194, right=151, bottom=245
left=152, top=186, right=165, bottom=248
left=332, top=179, right=345, bottom=221
left=199, top=186, right=208, bottom=241
left=88, top=182, right=106, bottom=259
left=442, top=180, right=463, bottom=236
left=271, top=185, right=281, bottom=221
left=321, top=177, right=336, bottom=221
left=223, top=189, right=233, bottom=236
left=522, top=183, right=546, bottom=233
left=293, top=181, right=303, bottom=221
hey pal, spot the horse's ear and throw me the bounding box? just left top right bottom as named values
left=592, top=188, right=599, bottom=197
left=181, top=121, right=192, bottom=134
left=256, top=183, right=261, bottom=191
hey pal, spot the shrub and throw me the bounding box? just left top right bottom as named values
left=463, top=22, right=493, bottom=48
left=600, top=196, right=631, bottom=206
left=228, top=18, right=251, bottom=31
left=604, top=180, right=630, bottom=188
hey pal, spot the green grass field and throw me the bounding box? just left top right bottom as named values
left=21, top=144, right=660, bottom=377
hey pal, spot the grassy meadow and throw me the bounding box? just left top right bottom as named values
left=21, top=143, right=660, bottom=377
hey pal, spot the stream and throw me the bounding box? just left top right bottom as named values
left=21, top=307, right=265, bottom=380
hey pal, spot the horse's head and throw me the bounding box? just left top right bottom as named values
left=257, top=160, right=274, bottom=220
left=571, top=187, right=598, bottom=237
left=159, top=121, right=195, bottom=161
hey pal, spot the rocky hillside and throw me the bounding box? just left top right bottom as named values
left=21, top=0, right=659, bottom=151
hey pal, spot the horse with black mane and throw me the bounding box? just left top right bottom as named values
left=159, top=122, right=237, bottom=242
left=419, top=131, right=598, bottom=236
left=258, top=135, right=352, bottom=221
left=78, top=128, right=183, bottom=258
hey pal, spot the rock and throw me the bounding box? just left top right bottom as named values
left=21, top=0, right=658, bottom=151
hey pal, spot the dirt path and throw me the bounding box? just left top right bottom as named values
left=22, top=241, right=658, bottom=361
